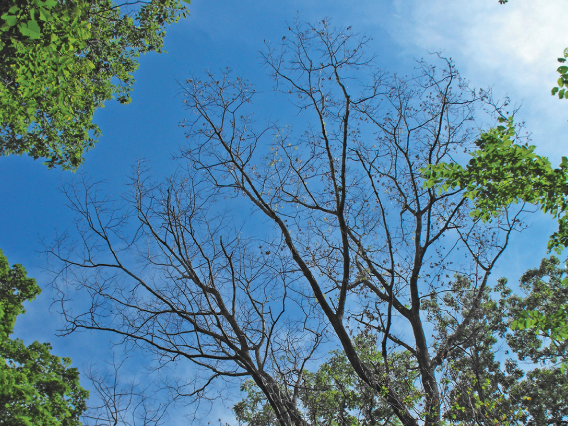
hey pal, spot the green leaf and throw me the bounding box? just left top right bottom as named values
left=19, top=19, right=41, bottom=39
left=38, top=6, right=51, bottom=21
left=2, top=14, right=18, bottom=26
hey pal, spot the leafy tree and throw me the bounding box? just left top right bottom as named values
left=0, top=0, right=188, bottom=169
left=423, top=275, right=523, bottom=425
left=425, top=0, right=568, bottom=374
left=454, top=261, right=568, bottom=425
left=508, top=368, right=568, bottom=425
left=422, top=118, right=568, bottom=372
left=508, top=256, right=568, bottom=364
left=0, top=249, right=89, bottom=425
left=504, top=258, right=568, bottom=425
left=234, top=380, right=279, bottom=426
left=234, top=334, right=419, bottom=426
left=420, top=103, right=568, bottom=422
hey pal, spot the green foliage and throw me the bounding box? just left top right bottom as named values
left=424, top=275, right=524, bottom=425
left=0, top=249, right=88, bottom=425
left=234, top=334, right=419, bottom=426
left=508, top=257, right=568, bottom=370
left=235, top=270, right=568, bottom=425
left=553, top=49, right=568, bottom=100
left=0, top=250, right=38, bottom=341
left=423, top=0, right=568, bottom=381
left=422, top=117, right=568, bottom=252
left=0, top=0, right=188, bottom=169
left=233, top=380, right=278, bottom=426
left=425, top=271, right=568, bottom=425
left=445, top=371, right=524, bottom=426
left=508, top=367, right=568, bottom=425
left=422, top=116, right=568, bottom=412
left=299, top=340, right=418, bottom=426
left=505, top=259, right=568, bottom=423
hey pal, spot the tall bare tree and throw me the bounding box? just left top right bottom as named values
left=48, top=20, right=528, bottom=426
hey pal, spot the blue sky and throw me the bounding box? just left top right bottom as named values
left=2, top=0, right=567, bottom=423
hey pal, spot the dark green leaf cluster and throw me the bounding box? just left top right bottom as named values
left=508, top=368, right=568, bottom=425
left=505, top=258, right=568, bottom=424
left=234, top=380, right=279, bottom=426
left=0, top=249, right=89, bottom=425
left=424, top=275, right=523, bottom=424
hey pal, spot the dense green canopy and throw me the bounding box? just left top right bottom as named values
left=0, top=0, right=188, bottom=169
left=234, top=334, right=419, bottom=426
left=0, top=249, right=89, bottom=425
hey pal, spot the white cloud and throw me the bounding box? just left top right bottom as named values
left=385, top=0, right=568, bottom=160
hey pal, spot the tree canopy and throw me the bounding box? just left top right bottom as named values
left=0, top=0, right=188, bottom=169
left=0, top=249, right=89, bottom=426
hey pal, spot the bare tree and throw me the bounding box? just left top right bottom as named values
left=82, top=355, right=170, bottom=426
left=49, top=167, right=325, bottom=426
left=48, top=20, right=528, bottom=426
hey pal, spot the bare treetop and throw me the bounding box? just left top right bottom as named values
left=49, top=19, right=528, bottom=426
